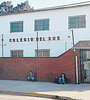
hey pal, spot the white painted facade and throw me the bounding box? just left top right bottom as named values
left=0, top=4, right=90, bottom=57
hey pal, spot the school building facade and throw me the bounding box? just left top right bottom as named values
left=0, top=2, right=90, bottom=83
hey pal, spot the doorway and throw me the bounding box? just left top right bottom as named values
left=81, top=50, right=90, bottom=83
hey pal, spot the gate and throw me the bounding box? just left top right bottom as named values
left=81, top=50, right=90, bottom=83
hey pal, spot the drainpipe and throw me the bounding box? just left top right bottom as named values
left=71, top=30, right=79, bottom=83
left=74, top=49, right=79, bottom=84
left=75, top=55, right=79, bottom=84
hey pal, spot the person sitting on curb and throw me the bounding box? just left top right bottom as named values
left=28, top=71, right=35, bottom=81
left=58, top=73, right=65, bottom=84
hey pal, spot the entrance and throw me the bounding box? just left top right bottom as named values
left=81, top=50, right=90, bottom=83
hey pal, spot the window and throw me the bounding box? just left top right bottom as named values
left=10, top=21, right=23, bottom=32
left=10, top=50, right=23, bottom=57
left=87, top=51, right=90, bottom=59
left=35, top=19, right=49, bottom=31
left=68, top=15, right=86, bottom=29
left=35, top=49, right=50, bottom=57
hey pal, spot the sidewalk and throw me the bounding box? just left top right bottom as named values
left=0, top=80, right=90, bottom=100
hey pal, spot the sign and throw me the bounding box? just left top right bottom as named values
left=9, top=36, right=60, bottom=42
left=83, top=62, right=88, bottom=69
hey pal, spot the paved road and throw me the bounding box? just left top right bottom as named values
left=0, top=80, right=90, bottom=100
left=0, top=94, right=53, bottom=100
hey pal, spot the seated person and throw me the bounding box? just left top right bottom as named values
left=28, top=71, right=35, bottom=81
left=54, top=77, right=58, bottom=83
left=59, top=73, right=65, bottom=84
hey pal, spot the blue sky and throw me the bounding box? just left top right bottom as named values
left=0, top=0, right=89, bottom=9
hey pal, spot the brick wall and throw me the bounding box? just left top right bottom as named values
left=0, top=49, right=81, bottom=83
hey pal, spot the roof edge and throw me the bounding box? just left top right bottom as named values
left=0, top=1, right=90, bottom=17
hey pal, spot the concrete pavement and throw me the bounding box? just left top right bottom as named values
left=0, top=94, right=54, bottom=100
left=0, top=80, right=90, bottom=100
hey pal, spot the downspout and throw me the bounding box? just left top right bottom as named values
left=74, top=49, right=79, bottom=84
left=75, top=55, right=79, bottom=83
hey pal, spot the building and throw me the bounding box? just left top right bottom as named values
left=0, top=1, right=90, bottom=83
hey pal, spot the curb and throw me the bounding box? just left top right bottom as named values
left=0, top=90, right=76, bottom=100
left=0, top=90, right=56, bottom=98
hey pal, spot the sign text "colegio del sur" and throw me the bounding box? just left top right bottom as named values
left=9, top=36, right=60, bottom=42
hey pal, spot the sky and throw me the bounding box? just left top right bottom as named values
left=0, top=0, right=89, bottom=9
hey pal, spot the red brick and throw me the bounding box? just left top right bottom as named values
left=0, top=49, right=81, bottom=83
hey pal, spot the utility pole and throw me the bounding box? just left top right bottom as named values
left=36, top=32, right=39, bottom=81
left=2, top=34, right=4, bottom=57
left=0, top=34, right=6, bottom=57
left=71, top=30, right=79, bottom=83
left=37, top=32, right=38, bottom=57
left=71, top=30, right=75, bottom=46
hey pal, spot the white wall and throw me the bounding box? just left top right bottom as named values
left=0, top=5, right=90, bottom=57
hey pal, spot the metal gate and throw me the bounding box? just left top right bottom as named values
left=81, top=50, right=90, bottom=83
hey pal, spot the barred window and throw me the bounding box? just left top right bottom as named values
left=86, top=51, right=90, bottom=59
left=10, top=21, right=23, bottom=32
left=35, top=19, right=49, bottom=31
left=68, top=15, right=86, bottom=29
left=10, top=50, right=23, bottom=57
left=35, top=49, right=50, bottom=57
